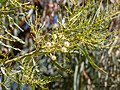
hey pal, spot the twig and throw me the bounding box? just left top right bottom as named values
left=82, top=68, right=92, bottom=90
left=4, top=49, right=40, bottom=64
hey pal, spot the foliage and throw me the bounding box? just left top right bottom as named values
left=0, top=0, right=120, bottom=90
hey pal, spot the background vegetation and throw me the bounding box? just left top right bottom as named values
left=0, top=0, right=120, bottom=90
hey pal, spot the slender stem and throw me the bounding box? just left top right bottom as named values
left=1, top=74, right=5, bottom=90
left=16, top=73, right=20, bottom=90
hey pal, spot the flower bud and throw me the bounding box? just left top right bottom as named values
left=53, top=34, right=57, bottom=39
left=51, top=55, right=56, bottom=60
left=46, top=42, right=52, bottom=47
left=64, top=41, right=70, bottom=47
left=61, top=47, right=67, bottom=52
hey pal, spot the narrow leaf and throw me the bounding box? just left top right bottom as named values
left=81, top=46, right=108, bottom=74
